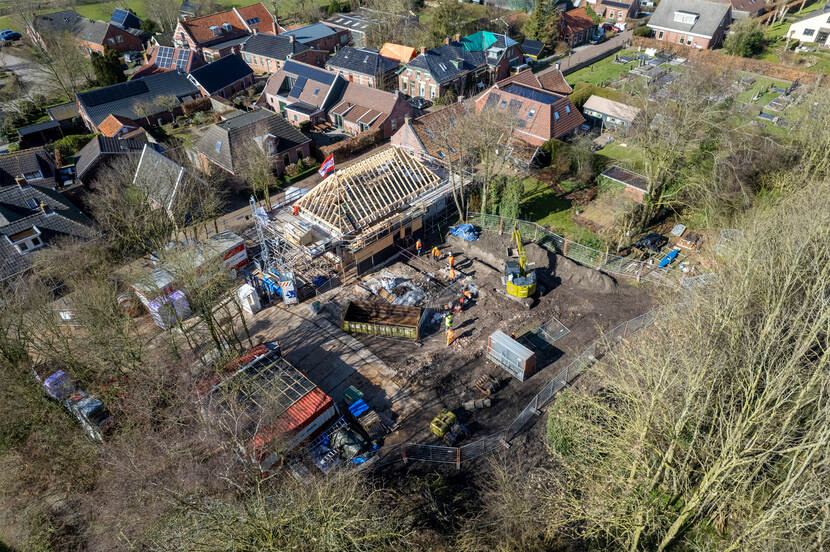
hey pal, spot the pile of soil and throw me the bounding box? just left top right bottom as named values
left=553, top=255, right=617, bottom=293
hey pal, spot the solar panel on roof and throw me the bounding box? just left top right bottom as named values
left=156, top=46, right=174, bottom=69
left=81, top=80, right=149, bottom=107
left=175, top=49, right=190, bottom=71
left=246, top=17, right=260, bottom=24
left=111, top=8, right=129, bottom=25
left=502, top=83, right=558, bottom=105
left=288, top=76, right=307, bottom=98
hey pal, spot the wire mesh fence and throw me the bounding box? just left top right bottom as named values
left=468, top=212, right=683, bottom=286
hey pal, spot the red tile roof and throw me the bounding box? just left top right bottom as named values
left=180, top=2, right=276, bottom=46
left=562, top=7, right=596, bottom=34
left=98, top=114, right=139, bottom=137
left=247, top=387, right=333, bottom=460
left=537, top=69, right=572, bottom=95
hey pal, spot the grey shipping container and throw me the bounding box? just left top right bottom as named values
left=487, top=330, right=536, bottom=381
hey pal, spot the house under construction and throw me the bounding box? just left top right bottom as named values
left=250, top=146, right=455, bottom=292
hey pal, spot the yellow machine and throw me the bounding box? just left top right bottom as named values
left=503, top=223, right=537, bottom=298
left=430, top=409, right=469, bottom=445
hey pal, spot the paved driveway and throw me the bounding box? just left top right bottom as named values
left=1, top=48, right=53, bottom=98
left=541, top=30, right=633, bottom=75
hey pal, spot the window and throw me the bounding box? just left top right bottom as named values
left=209, top=25, right=221, bottom=36
left=687, top=38, right=692, bottom=45
left=341, top=34, right=348, bottom=43
left=527, top=109, right=536, bottom=118
left=391, top=118, right=397, bottom=131
left=657, top=30, right=664, bottom=40
left=222, top=23, right=232, bottom=32
left=31, top=237, right=41, bottom=246
left=108, top=38, right=115, bottom=45
left=359, top=122, right=370, bottom=131
left=419, top=83, right=425, bottom=96
left=804, top=28, right=815, bottom=36
left=499, top=100, right=507, bottom=109
left=437, top=150, right=444, bottom=158
left=565, top=105, right=571, bottom=114
left=26, top=198, right=38, bottom=209
left=17, top=241, right=28, bottom=251
left=293, top=114, right=297, bottom=121
left=313, top=88, right=320, bottom=96
left=116, top=35, right=123, bottom=43
left=673, top=10, right=699, bottom=25
left=23, top=170, right=43, bottom=180
left=244, top=53, right=252, bottom=63
left=430, top=85, right=436, bottom=99
left=448, top=146, right=456, bottom=153
left=554, top=111, right=560, bottom=120
left=215, top=141, right=222, bottom=152
left=333, top=113, right=343, bottom=128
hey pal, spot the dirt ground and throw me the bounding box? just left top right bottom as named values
left=321, top=231, right=654, bottom=452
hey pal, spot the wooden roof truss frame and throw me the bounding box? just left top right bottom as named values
left=296, top=147, right=441, bottom=238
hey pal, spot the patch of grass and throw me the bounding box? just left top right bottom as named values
left=565, top=49, right=639, bottom=87
left=0, top=15, right=19, bottom=32
left=597, top=141, right=644, bottom=170
left=520, top=177, right=602, bottom=243
left=735, top=77, right=790, bottom=106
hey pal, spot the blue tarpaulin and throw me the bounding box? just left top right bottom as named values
left=658, top=249, right=679, bottom=268
left=450, top=224, right=479, bottom=241
left=348, top=399, right=370, bottom=418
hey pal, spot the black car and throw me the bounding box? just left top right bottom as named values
left=635, top=233, right=668, bottom=252
left=408, top=97, right=432, bottom=110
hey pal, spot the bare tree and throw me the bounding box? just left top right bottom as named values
left=239, top=142, right=278, bottom=210
left=146, top=0, right=182, bottom=32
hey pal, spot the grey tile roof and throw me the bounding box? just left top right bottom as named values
left=0, top=148, right=58, bottom=189
left=325, top=46, right=398, bottom=77
left=18, top=120, right=61, bottom=137
left=194, top=109, right=310, bottom=174
left=77, top=71, right=200, bottom=128
left=75, top=136, right=146, bottom=181
left=47, top=102, right=80, bottom=122
left=648, top=0, right=731, bottom=38
left=187, top=54, right=253, bottom=94
left=241, top=32, right=310, bottom=59
left=407, top=44, right=486, bottom=85
left=282, top=23, right=338, bottom=44
left=34, top=10, right=115, bottom=45
left=0, top=184, right=95, bottom=281
left=522, top=39, right=544, bottom=57
left=133, top=144, right=206, bottom=212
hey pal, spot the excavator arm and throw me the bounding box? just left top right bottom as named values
left=512, top=223, right=527, bottom=275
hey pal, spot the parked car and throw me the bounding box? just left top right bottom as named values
left=64, top=390, right=114, bottom=442
left=635, top=233, right=668, bottom=252
left=589, top=31, right=606, bottom=44
left=0, top=29, right=21, bottom=41
left=408, top=96, right=432, bottom=110
left=601, top=23, right=621, bottom=33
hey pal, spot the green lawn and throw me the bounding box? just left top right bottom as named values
left=596, top=141, right=644, bottom=170
left=565, top=48, right=639, bottom=86
left=736, top=77, right=790, bottom=106
left=520, top=178, right=602, bottom=244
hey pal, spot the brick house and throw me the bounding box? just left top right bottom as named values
left=186, top=54, right=255, bottom=99
left=173, top=2, right=277, bottom=61
left=282, top=22, right=350, bottom=54
left=328, top=84, right=413, bottom=138
left=28, top=10, right=143, bottom=55
left=325, top=46, right=399, bottom=90
left=390, top=102, right=468, bottom=165
left=258, top=60, right=347, bottom=125
left=240, top=33, right=328, bottom=74
left=475, top=73, right=585, bottom=147
left=595, top=0, right=641, bottom=24
left=647, top=0, right=731, bottom=49
left=192, top=109, right=311, bottom=177
left=399, top=31, right=524, bottom=100
left=560, top=8, right=597, bottom=47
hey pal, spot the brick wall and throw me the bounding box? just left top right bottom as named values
left=632, top=36, right=827, bottom=84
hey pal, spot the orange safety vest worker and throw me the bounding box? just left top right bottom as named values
left=463, top=289, right=472, bottom=300
left=448, top=254, right=455, bottom=267
left=449, top=267, right=456, bottom=280
left=446, top=328, right=455, bottom=346
left=432, top=246, right=440, bottom=260
left=415, top=239, right=422, bottom=255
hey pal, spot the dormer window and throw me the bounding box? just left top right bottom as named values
left=6, top=226, right=43, bottom=255
left=26, top=198, right=39, bottom=210
left=673, top=10, right=699, bottom=25
left=16, top=176, right=30, bottom=189
left=24, top=170, right=43, bottom=181
left=209, top=25, right=221, bottom=36
left=527, top=109, right=536, bottom=119
left=222, top=22, right=232, bottom=32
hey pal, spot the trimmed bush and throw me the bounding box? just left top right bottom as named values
left=51, top=134, right=96, bottom=157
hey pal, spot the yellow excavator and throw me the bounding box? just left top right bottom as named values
left=503, top=223, right=537, bottom=298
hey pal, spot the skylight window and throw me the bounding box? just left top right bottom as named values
left=313, top=88, right=320, bottom=95
left=23, top=170, right=43, bottom=180
left=215, top=141, right=222, bottom=152
left=448, top=146, right=456, bottom=153
left=528, top=109, right=536, bottom=118
left=438, top=63, right=448, bottom=71
left=246, top=17, right=260, bottom=25
left=425, top=128, right=435, bottom=138
left=499, top=100, right=507, bottom=109
left=565, top=105, right=571, bottom=114
left=554, top=111, right=560, bottom=120
left=363, top=55, right=369, bottom=63
left=437, top=150, right=445, bottom=158
left=26, top=198, right=39, bottom=209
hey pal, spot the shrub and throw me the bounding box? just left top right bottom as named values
left=181, top=97, right=212, bottom=116
left=50, top=134, right=95, bottom=157
left=284, top=163, right=300, bottom=177
left=633, top=25, right=651, bottom=38
left=570, top=82, right=623, bottom=108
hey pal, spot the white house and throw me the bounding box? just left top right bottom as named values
left=786, top=9, right=830, bottom=47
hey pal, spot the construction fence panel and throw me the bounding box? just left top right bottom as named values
left=459, top=435, right=504, bottom=462
left=401, top=443, right=460, bottom=466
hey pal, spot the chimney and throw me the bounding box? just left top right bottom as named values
left=454, top=33, right=461, bottom=42
left=289, top=34, right=295, bottom=42
left=53, top=147, right=64, bottom=168
left=457, top=95, right=464, bottom=103
left=252, top=28, right=257, bottom=34
left=420, top=46, right=426, bottom=55
left=556, top=62, right=561, bottom=71
left=445, top=36, right=450, bottom=45
left=404, top=114, right=411, bottom=124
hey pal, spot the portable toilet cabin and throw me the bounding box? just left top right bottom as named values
left=487, top=330, right=536, bottom=381
left=237, top=283, right=262, bottom=314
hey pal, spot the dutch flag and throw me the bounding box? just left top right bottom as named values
left=318, top=154, right=335, bottom=178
